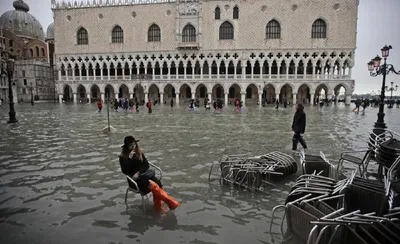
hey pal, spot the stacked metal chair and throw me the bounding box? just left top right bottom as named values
left=269, top=149, right=400, bottom=244
left=208, top=152, right=297, bottom=191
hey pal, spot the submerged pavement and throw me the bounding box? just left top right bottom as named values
left=0, top=103, right=399, bottom=244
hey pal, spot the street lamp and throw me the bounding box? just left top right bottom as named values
left=4, top=59, right=18, bottom=123
left=27, top=82, right=34, bottom=106
left=385, top=81, right=398, bottom=108
left=367, top=45, right=400, bottom=129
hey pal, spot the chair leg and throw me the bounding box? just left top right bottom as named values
left=141, top=195, right=146, bottom=213
left=125, top=189, right=129, bottom=204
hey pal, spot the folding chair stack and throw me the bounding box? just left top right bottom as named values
left=269, top=150, right=400, bottom=244
left=368, top=129, right=400, bottom=178
left=208, top=152, right=297, bottom=191
left=300, top=150, right=337, bottom=179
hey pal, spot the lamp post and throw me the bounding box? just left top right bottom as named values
left=27, top=82, right=34, bottom=106
left=367, top=45, right=400, bottom=130
left=386, top=81, right=398, bottom=108
left=4, top=59, right=18, bottom=123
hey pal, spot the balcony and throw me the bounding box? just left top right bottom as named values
left=177, top=42, right=200, bottom=49
left=58, top=74, right=351, bottom=82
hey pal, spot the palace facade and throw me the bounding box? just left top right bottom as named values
left=52, top=0, right=358, bottom=105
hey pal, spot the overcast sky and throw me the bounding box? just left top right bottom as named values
left=1, top=0, right=399, bottom=95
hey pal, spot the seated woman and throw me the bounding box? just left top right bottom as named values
left=119, top=136, right=180, bottom=211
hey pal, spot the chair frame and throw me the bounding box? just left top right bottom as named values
left=124, top=162, right=163, bottom=211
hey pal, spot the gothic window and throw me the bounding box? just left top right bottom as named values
left=233, top=6, right=239, bottom=19
left=30, top=49, right=33, bottom=57
left=219, top=21, right=234, bottom=40
left=148, top=24, right=161, bottom=42
left=182, top=24, right=196, bottom=42
left=35, top=46, right=39, bottom=56
left=112, top=26, right=124, bottom=43
left=312, top=19, right=327, bottom=39
left=77, top=27, right=88, bottom=45
left=266, top=20, right=281, bottom=39
left=215, top=7, right=220, bottom=19
left=41, top=48, right=45, bottom=56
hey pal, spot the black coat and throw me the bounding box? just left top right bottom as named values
left=292, top=111, right=306, bottom=134
left=119, top=154, right=150, bottom=192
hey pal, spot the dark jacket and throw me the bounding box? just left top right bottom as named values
left=119, top=153, right=162, bottom=193
left=119, top=154, right=150, bottom=178
left=292, top=110, right=306, bottom=134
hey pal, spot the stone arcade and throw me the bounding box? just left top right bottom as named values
left=52, top=0, right=358, bottom=105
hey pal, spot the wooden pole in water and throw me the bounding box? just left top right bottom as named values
left=107, top=94, right=110, bottom=132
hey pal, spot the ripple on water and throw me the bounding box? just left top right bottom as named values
left=1, top=104, right=400, bottom=244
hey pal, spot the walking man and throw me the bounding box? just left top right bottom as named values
left=291, top=103, right=307, bottom=150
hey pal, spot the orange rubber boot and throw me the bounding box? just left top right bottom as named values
left=149, top=180, right=180, bottom=210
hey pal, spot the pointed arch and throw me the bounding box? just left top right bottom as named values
left=182, top=24, right=196, bottom=42
left=233, top=6, right=239, bottom=19
left=148, top=24, right=161, bottom=42
left=312, top=19, right=327, bottom=39
left=111, top=25, right=124, bottom=43
left=215, top=6, right=221, bottom=19
left=219, top=21, right=234, bottom=40
left=266, top=19, right=281, bottom=39
left=77, top=27, right=88, bottom=45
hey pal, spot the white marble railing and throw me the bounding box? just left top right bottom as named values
left=51, top=0, right=176, bottom=9
left=59, top=74, right=351, bottom=81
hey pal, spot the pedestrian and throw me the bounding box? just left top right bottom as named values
left=291, top=103, right=307, bottom=150
left=97, top=99, right=103, bottom=113
left=170, top=98, right=174, bottom=108
left=275, top=100, right=279, bottom=110
left=146, top=100, right=152, bottom=114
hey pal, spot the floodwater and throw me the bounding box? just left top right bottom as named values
left=0, top=102, right=399, bottom=244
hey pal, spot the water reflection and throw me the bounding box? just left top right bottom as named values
left=0, top=103, right=399, bottom=244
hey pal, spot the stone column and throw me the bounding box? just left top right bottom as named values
left=345, top=93, right=351, bottom=106
left=73, top=93, right=77, bottom=103
left=176, top=67, right=179, bottom=79
left=234, top=67, right=237, bottom=79
left=286, top=66, right=289, bottom=79
left=167, top=67, right=171, bottom=80
left=292, top=93, right=297, bottom=105
left=86, top=93, right=91, bottom=103
left=258, top=93, right=262, bottom=106
left=241, top=65, right=246, bottom=80
left=58, top=94, right=63, bottom=103
left=275, top=92, right=280, bottom=102
left=200, top=67, right=203, bottom=79
left=79, top=66, right=82, bottom=80
left=310, top=93, right=315, bottom=105
left=160, top=92, right=164, bottom=105
left=241, top=93, right=246, bottom=106
left=58, top=70, right=61, bottom=81
left=122, top=68, right=125, bottom=80
left=191, top=92, right=195, bottom=99
left=312, top=63, right=316, bottom=79
left=327, top=93, right=333, bottom=101
left=216, top=63, right=220, bottom=79
left=225, top=66, right=228, bottom=79
left=130, top=93, right=134, bottom=99
left=208, top=92, right=212, bottom=102
left=115, top=93, right=119, bottom=100
left=184, top=65, right=187, bottom=79
left=100, top=68, right=103, bottom=80
left=294, top=64, right=298, bottom=79
left=192, top=67, right=195, bottom=79
left=208, top=66, right=211, bottom=79
left=101, top=93, right=105, bottom=102
left=175, top=92, right=180, bottom=105
left=224, top=92, right=229, bottom=105
left=268, top=65, right=272, bottom=79
left=107, top=67, right=111, bottom=80
left=145, top=92, right=149, bottom=103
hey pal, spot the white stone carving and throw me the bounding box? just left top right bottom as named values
left=179, top=2, right=199, bottom=15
